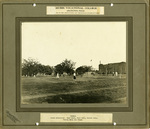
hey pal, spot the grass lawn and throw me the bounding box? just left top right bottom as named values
left=21, top=75, right=126, bottom=104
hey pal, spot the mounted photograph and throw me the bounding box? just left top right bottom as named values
left=21, top=21, right=127, bottom=104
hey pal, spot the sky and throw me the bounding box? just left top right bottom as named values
left=22, top=22, right=126, bottom=70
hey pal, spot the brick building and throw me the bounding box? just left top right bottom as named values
left=99, top=62, right=126, bottom=75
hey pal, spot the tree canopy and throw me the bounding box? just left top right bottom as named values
left=54, top=59, right=76, bottom=75
left=76, top=66, right=92, bottom=75
left=22, top=58, right=53, bottom=76
left=22, top=58, right=94, bottom=77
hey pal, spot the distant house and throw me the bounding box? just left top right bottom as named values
left=99, top=62, right=126, bottom=75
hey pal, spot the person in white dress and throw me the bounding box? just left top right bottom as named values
left=73, top=73, right=76, bottom=80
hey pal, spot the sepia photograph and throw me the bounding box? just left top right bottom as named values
left=21, top=22, right=127, bottom=104
left=1, top=0, right=149, bottom=127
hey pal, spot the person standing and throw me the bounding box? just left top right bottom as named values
left=73, top=72, right=76, bottom=80
left=56, top=73, right=59, bottom=78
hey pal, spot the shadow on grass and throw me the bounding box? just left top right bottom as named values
left=45, top=94, right=113, bottom=103
left=24, top=92, right=121, bottom=104
left=23, top=87, right=126, bottom=104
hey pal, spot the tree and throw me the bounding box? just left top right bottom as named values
left=22, top=58, right=53, bottom=76
left=54, top=59, right=76, bottom=75
left=22, top=58, right=40, bottom=76
left=37, top=64, right=53, bottom=75
left=54, top=64, right=63, bottom=75
left=61, top=59, right=76, bottom=75
left=76, top=66, right=92, bottom=75
left=43, top=65, right=53, bottom=75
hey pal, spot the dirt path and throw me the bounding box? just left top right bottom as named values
left=22, top=86, right=126, bottom=102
